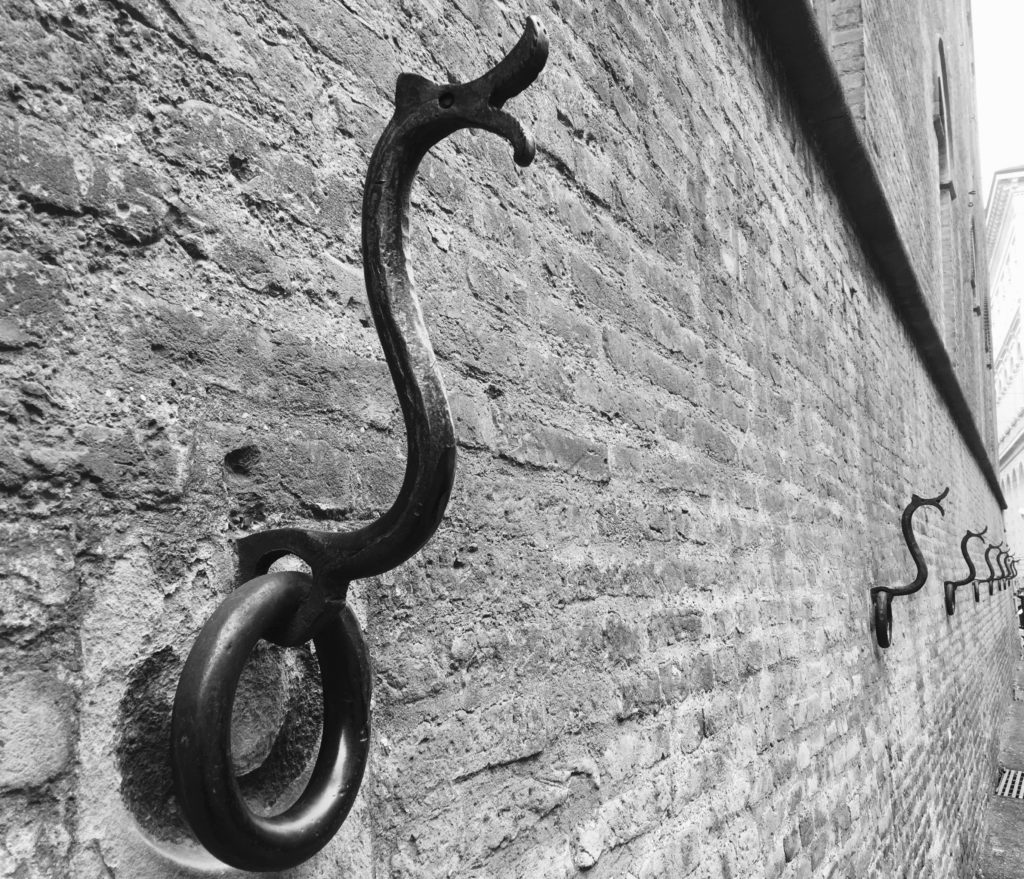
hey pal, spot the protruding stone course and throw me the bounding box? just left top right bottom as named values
left=0, top=672, right=73, bottom=791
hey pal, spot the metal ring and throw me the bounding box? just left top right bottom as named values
left=872, top=591, right=893, bottom=648
left=171, top=571, right=371, bottom=871
left=944, top=581, right=956, bottom=617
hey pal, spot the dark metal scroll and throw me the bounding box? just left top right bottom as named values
left=234, top=16, right=549, bottom=596
left=170, top=18, right=549, bottom=872
left=870, top=488, right=948, bottom=649
left=943, top=526, right=986, bottom=615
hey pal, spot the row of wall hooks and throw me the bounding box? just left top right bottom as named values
left=870, top=488, right=1017, bottom=649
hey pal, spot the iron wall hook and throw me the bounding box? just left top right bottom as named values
left=234, top=17, right=549, bottom=603
left=980, top=541, right=1005, bottom=597
left=170, top=18, right=549, bottom=872
left=996, top=549, right=1010, bottom=591
left=870, top=487, right=948, bottom=649
left=943, top=525, right=987, bottom=615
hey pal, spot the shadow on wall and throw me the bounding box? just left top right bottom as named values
left=116, top=643, right=323, bottom=851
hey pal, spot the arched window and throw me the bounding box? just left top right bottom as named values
left=932, top=38, right=977, bottom=394
left=934, top=41, right=954, bottom=187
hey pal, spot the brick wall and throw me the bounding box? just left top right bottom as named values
left=858, top=0, right=994, bottom=443
left=0, top=0, right=1013, bottom=877
left=829, top=0, right=866, bottom=122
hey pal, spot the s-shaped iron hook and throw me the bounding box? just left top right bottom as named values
left=870, top=487, right=948, bottom=649
left=943, top=525, right=986, bottom=615
left=170, top=18, right=549, bottom=872
left=996, top=548, right=1010, bottom=591
left=980, top=541, right=1005, bottom=597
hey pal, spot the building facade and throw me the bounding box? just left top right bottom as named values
left=0, top=0, right=1013, bottom=877
left=992, top=167, right=1024, bottom=554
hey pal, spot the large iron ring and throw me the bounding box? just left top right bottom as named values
left=170, top=571, right=371, bottom=871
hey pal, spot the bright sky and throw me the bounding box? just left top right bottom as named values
left=972, top=0, right=1024, bottom=203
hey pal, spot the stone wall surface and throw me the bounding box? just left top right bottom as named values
left=0, top=0, right=1013, bottom=878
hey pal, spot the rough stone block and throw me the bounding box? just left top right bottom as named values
left=0, top=673, right=73, bottom=791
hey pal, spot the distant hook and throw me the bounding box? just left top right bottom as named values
left=943, top=526, right=987, bottom=616
left=996, top=549, right=1011, bottom=591
left=870, top=487, right=948, bottom=649
left=980, top=542, right=1005, bottom=597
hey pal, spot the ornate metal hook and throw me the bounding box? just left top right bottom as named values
left=870, top=487, right=948, bottom=649
left=943, top=526, right=987, bottom=615
left=980, top=541, right=1005, bottom=597
left=996, top=549, right=1010, bottom=591
left=170, top=18, right=549, bottom=872
left=237, top=14, right=549, bottom=616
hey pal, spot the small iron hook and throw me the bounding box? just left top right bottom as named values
left=943, top=525, right=987, bottom=615
left=996, top=549, right=1010, bottom=591
left=981, top=541, right=1005, bottom=597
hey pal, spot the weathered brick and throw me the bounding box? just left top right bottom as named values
left=694, top=416, right=739, bottom=464
left=500, top=422, right=609, bottom=482
left=648, top=607, right=704, bottom=646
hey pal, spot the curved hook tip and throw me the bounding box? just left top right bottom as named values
left=512, top=130, right=537, bottom=166
left=388, top=18, right=547, bottom=170
left=487, top=16, right=550, bottom=108
left=909, top=486, right=948, bottom=513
